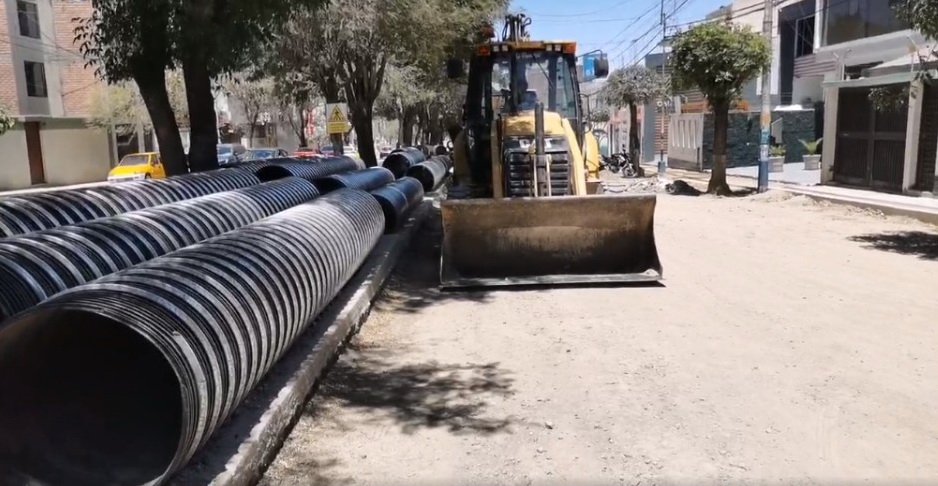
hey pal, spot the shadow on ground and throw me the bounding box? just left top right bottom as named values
left=850, top=231, right=938, bottom=260
left=375, top=206, right=491, bottom=314
left=306, top=341, right=515, bottom=435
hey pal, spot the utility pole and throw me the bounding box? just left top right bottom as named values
left=757, top=0, right=773, bottom=193
left=657, top=0, right=668, bottom=177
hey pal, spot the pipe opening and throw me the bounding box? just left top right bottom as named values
left=0, top=310, right=182, bottom=485
left=256, top=166, right=293, bottom=182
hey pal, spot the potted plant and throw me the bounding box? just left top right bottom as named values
left=769, top=145, right=786, bottom=173
left=800, top=138, right=822, bottom=170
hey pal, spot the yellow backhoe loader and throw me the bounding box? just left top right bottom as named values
left=441, top=14, right=662, bottom=288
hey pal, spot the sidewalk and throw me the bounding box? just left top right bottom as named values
left=727, top=162, right=821, bottom=186
left=647, top=163, right=938, bottom=227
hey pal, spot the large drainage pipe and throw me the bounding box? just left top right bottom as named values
left=0, top=169, right=260, bottom=238
left=0, top=177, right=320, bottom=322
left=314, top=167, right=395, bottom=193
left=0, top=189, right=384, bottom=486
left=255, top=157, right=360, bottom=183
left=370, top=177, right=425, bottom=233
left=405, top=155, right=453, bottom=193
left=382, top=147, right=427, bottom=179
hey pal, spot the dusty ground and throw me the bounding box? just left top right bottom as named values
left=261, top=183, right=938, bottom=486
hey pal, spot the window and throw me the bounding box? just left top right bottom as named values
left=824, top=0, right=907, bottom=46
left=795, top=16, right=815, bottom=57
left=16, top=1, right=40, bottom=39
left=24, top=61, right=47, bottom=98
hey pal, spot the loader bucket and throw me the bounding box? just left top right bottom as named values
left=440, top=195, right=662, bottom=288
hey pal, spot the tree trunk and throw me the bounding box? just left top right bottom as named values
left=709, top=100, right=732, bottom=195
left=182, top=55, right=219, bottom=172
left=628, top=101, right=640, bottom=162
left=296, top=105, right=309, bottom=148
left=248, top=114, right=258, bottom=148
left=351, top=105, right=377, bottom=167
left=401, top=112, right=415, bottom=147
left=134, top=72, right=187, bottom=175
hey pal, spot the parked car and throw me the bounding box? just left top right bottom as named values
left=107, top=152, right=166, bottom=182
left=294, top=147, right=323, bottom=159
left=217, top=143, right=247, bottom=166
left=244, top=147, right=289, bottom=160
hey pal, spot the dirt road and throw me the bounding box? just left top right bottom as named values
left=262, top=189, right=938, bottom=485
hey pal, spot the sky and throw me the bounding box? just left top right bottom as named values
left=509, top=0, right=730, bottom=68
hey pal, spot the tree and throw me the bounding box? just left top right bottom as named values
left=88, top=73, right=189, bottom=136
left=271, top=0, right=506, bottom=166
left=0, top=104, right=16, bottom=137
left=222, top=76, right=276, bottom=145
left=76, top=0, right=188, bottom=175
left=670, top=22, right=770, bottom=195
left=599, top=65, right=669, bottom=164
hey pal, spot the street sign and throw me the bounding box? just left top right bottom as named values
left=326, top=103, right=350, bottom=135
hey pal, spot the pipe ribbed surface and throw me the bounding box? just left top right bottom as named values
left=370, top=177, right=425, bottom=233
left=382, top=147, right=427, bottom=178
left=0, top=177, right=319, bottom=322
left=255, top=157, right=360, bottom=183
left=314, top=167, right=395, bottom=194
left=405, top=155, right=453, bottom=193
left=0, top=169, right=260, bottom=238
left=0, top=189, right=384, bottom=486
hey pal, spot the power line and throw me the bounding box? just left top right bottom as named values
left=599, top=2, right=661, bottom=56
left=524, top=0, right=633, bottom=18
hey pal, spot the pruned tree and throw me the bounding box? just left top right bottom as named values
left=599, top=65, right=669, bottom=164
left=670, top=23, right=770, bottom=195
left=222, top=76, right=276, bottom=145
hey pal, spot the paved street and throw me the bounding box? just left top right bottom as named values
left=261, top=190, right=938, bottom=485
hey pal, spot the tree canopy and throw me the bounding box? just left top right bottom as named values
left=670, top=22, right=769, bottom=107
left=599, top=65, right=669, bottom=109
left=0, top=105, right=14, bottom=137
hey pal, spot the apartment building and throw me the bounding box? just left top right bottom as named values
left=0, top=0, right=112, bottom=190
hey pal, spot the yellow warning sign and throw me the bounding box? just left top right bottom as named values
left=326, top=103, right=350, bottom=134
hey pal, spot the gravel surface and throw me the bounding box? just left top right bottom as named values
left=261, top=190, right=938, bottom=486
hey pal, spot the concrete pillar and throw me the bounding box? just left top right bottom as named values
left=902, top=80, right=923, bottom=192
left=820, top=85, right=839, bottom=184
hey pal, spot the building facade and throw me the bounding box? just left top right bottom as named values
left=0, top=0, right=112, bottom=191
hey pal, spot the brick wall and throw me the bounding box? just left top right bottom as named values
left=0, top=1, right=18, bottom=115
left=53, top=0, right=98, bottom=118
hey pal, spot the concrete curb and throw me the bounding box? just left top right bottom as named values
left=780, top=186, right=938, bottom=227
left=650, top=166, right=938, bottom=227
left=171, top=201, right=431, bottom=486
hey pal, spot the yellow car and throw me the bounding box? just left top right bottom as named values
left=107, top=152, right=166, bottom=182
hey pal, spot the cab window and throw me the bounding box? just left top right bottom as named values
left=117, top=154, right=149, bottom=167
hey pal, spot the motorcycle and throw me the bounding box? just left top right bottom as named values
left=602, top=152, right=642, bottom=178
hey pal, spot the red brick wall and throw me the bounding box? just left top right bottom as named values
left=53, top=0, right=98, bottom=118
left=0, top=1, right=19, bottom=115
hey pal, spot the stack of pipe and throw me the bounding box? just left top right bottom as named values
left=382, top=147, right=427, bottom=179
left=314, top=167, right=395, bottom=193
left=0, top=177, right=319, bottom=321
left=0, top=189, right=384, bottom=485
left=0, top=169, right=259, bottom=238
left=405, top=155, right=453, bottom=193
left=370, top=177, right=425, bottom=233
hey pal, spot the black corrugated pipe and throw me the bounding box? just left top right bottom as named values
left=405, top=155, right=453, bottom=193
left=0, top=177, right=319, bottom=322
left=370, top=177, right=425, bottom=233
left=0, top=189, right=383, bottom=486
left=314, top=167, right=395, bottom=194
left=0, top=169, right=260, bottom=238
left=255, top=157, right=360, bottom=183
left=382, top=147, right=427, bottom=178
